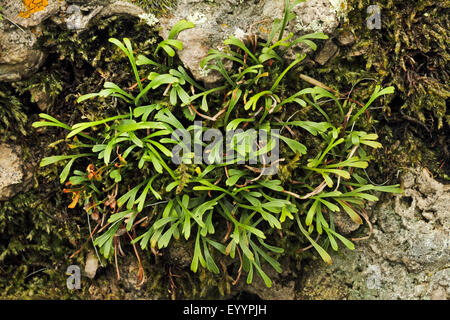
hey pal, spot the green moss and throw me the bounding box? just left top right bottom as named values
left=296, top=0, right=449, bottom=179
left=0, top=86, right=28, bottom=139
left=0, top=189, right=89, bottom=299
left=308, top=0, right=449, bottom=126
left=129, top=0, right=178, bottom=16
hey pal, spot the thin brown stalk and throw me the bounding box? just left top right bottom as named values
left=128, top=77, right=148, bottom=90
left=114, top=237, right=121, bottom=280
left=351, top=209, right=373, bottom=242
left=296, top=234, right=321, bottom=253
left=69, top=223, right=99, bottom=259
left=188, top=104, right=226, bottom=122
left=299, top=74, right=336, bottom=93
left=96, top=221, right=111, bottom=234
left=222, top=221, right=232, bottom=243
left=127, top=232, right=146, bottom=286
left=232, top=247, right=243, bottom=286
left=285, top=180, right=327, bottom=200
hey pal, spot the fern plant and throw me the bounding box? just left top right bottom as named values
left=33, top=1, right=401, bottom=288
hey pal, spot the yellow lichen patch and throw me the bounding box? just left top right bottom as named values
left=19, top=0, right=49, bottom=19
left=259, top=25, right=270, bottom=35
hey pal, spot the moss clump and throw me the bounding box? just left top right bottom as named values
left=129, top=0, right=178, bottom=16
left=334, top=0, right=449, bottom=129
left=296, top=0, right=449, bottom=179
left=0, top=87, right=28, bottom=139
left=0, top=190, right=88, bottom=299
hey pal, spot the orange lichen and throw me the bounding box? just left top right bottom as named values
left=259, top=25, right=270, bottom=34
left=19, top=0, right=48, bottom=19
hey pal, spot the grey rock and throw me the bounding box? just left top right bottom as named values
left=336, top=30, right=355, bottom=46
left=85, top=251, right=100, bottom=279
left=159, top=0, right=344, bottom=85
left=65, top=4, right=104, bottom=31
left=0, top=0, right=62, bottom=28
left=332, top=210, right=360, bottom=235
left=65, top=1, right=145, bottom=31
left=298, top=168, right=450, bottom=300
left=314, top=38, right=338, bottom=65
left=158, top=0, right=278, bottom=85
left=172, top=27, right=224, bottom=87
left=0, top=144, right=32, bottom=201
left=0, top=0, right=344, bottom=83
left=0, top=1, right=145, bottom=82
left=0, top=22, right=46, bottom=81
left=292, top=0, right=345, bottom=34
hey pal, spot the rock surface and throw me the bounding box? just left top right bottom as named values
left=292, top=0, right=346, bottom=34
left=0, top=0, right=345, bottom=83
left=0, top=21, right=46, bottom=81
left=64, top=1, right=145, bottom=31
left=159, top=0, right=345, bottom=85
left=0, top=144, right=32, bottom=201
left=85, top=251, right=100, bottom=279
left=0, top=0, right=145, bottom=82
left=314, top=38, right=338, bottom=65
left=298, top=168, right=450, bottom=300
left=0, top=0, right=62, bottom=28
